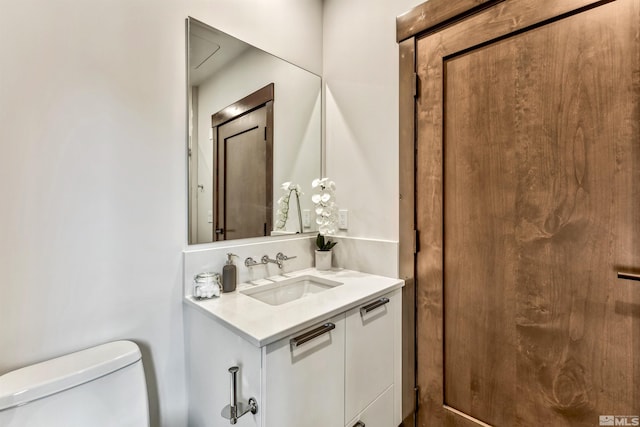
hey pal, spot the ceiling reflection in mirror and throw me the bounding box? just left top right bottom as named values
left=187, top=17, right=322, bottom=245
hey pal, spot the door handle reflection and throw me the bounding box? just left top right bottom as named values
left=617, top=272, right=640, bottom=282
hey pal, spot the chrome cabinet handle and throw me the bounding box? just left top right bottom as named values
left=360, top=297, right=390, bottom=316
left=618, top=272, right=640, bottom=282
left=290, top=323, right=335, bottom=348
left=352, top=421, right=365, bottom=427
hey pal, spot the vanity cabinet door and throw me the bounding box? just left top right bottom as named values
left=345, top=385, right=395, bottom=427
left=345, top=291, right=396, bottom=423
left=262, top=314, right=345, bottom=427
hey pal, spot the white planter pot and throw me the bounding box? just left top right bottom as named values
left=315, top=249, right=332, bottom=271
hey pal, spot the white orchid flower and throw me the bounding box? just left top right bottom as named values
left=311, top=177, right=339, bottom=236
left=276, top=181, right=303, bottom=230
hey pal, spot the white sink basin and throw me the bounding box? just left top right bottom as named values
left=241, top=275, right=343, bottom=306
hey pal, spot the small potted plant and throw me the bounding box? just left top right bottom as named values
left=312, top=178, right=338, bottom=270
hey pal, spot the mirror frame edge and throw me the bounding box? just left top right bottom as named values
left=184, top=16, right=324, bottom=249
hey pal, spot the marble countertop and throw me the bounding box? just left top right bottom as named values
left=184, top=268, right=404, bottom=347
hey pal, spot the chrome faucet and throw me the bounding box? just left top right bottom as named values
left=261, top=254, right=280, bottom=268
left=244, top=257, right=260, bottom=267
left=276, top=252, right=296, bottom=265
left=261, top=252, right=297, bottom=269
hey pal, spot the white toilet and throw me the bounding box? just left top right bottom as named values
left=0, top=340, right=150, bottom=426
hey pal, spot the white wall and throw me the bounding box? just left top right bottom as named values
left=323, top=0, right=422, bottom=241
left=0, top=0, right=322, bottom=426
left=0, top=0, right=427, bottom=421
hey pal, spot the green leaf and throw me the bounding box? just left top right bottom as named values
left=316, top=233, right=338, bottom=250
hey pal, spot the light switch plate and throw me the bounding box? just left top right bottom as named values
left=338, top=209, right=348, bottom=229
left=302, top=209, right=311, bottom=228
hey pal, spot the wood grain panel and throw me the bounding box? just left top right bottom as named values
left=211, top=83, right=274, bottom=128
left=443, top=42, right=518, bottom=426
left=412, top=0, right=640, bottom=426
left=396, top=0, right=499, bottom=43
left=426, top=0, right=604, bottom=59
left=507, top=3, right=640, bottom=423
left=398, top=37, right=417, bottom=422
left=415, top=23, right=446, bottom=427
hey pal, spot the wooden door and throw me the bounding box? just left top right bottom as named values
left=215, top=105, right=272, bottom=240
left=211, top=83, right=274, bottom=242
left=411, top=0, right=640, bottom=426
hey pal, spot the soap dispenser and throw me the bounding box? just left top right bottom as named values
left=222, top=253, right=238, bottom=293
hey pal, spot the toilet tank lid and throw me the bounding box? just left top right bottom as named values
left=0, top=340, right=142, bottom=411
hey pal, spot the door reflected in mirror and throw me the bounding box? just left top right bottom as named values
left=187, top=17, right=321, bottom=245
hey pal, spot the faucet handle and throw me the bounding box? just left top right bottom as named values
left=276, top=252, right=297, bottom=262
left=261, top=255, right=273, bottom=265
left=244, top=257, right=260, bottom=268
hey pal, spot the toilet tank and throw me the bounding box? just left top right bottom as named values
left=0, top=340, right=149, bottom=427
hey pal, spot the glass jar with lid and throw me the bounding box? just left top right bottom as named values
left=193, top=272, right=222, bottom=299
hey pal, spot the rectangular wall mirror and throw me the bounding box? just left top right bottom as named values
left=187, top=17, right=322, bottom=245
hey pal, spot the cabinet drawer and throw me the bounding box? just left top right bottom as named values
left=345, top=292, right=396, bottom=422
left=263, top=314, right=345, bottom=427
left=345, top=385, right=394, bottom=427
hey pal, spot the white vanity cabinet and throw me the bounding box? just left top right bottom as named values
left=261, top=289, right=401, bottom=427
left=345, top=292, right=400, bottom=425
left=346, top=386, right=395, bottom=427
left=184, top=270, right=403, bottom=427
left=262, top=314, right=346, bottom=427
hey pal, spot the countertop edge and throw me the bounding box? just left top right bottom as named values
left=183, top=298, right=263, bottom=347
left=183, top=272, right=404, bottom=347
